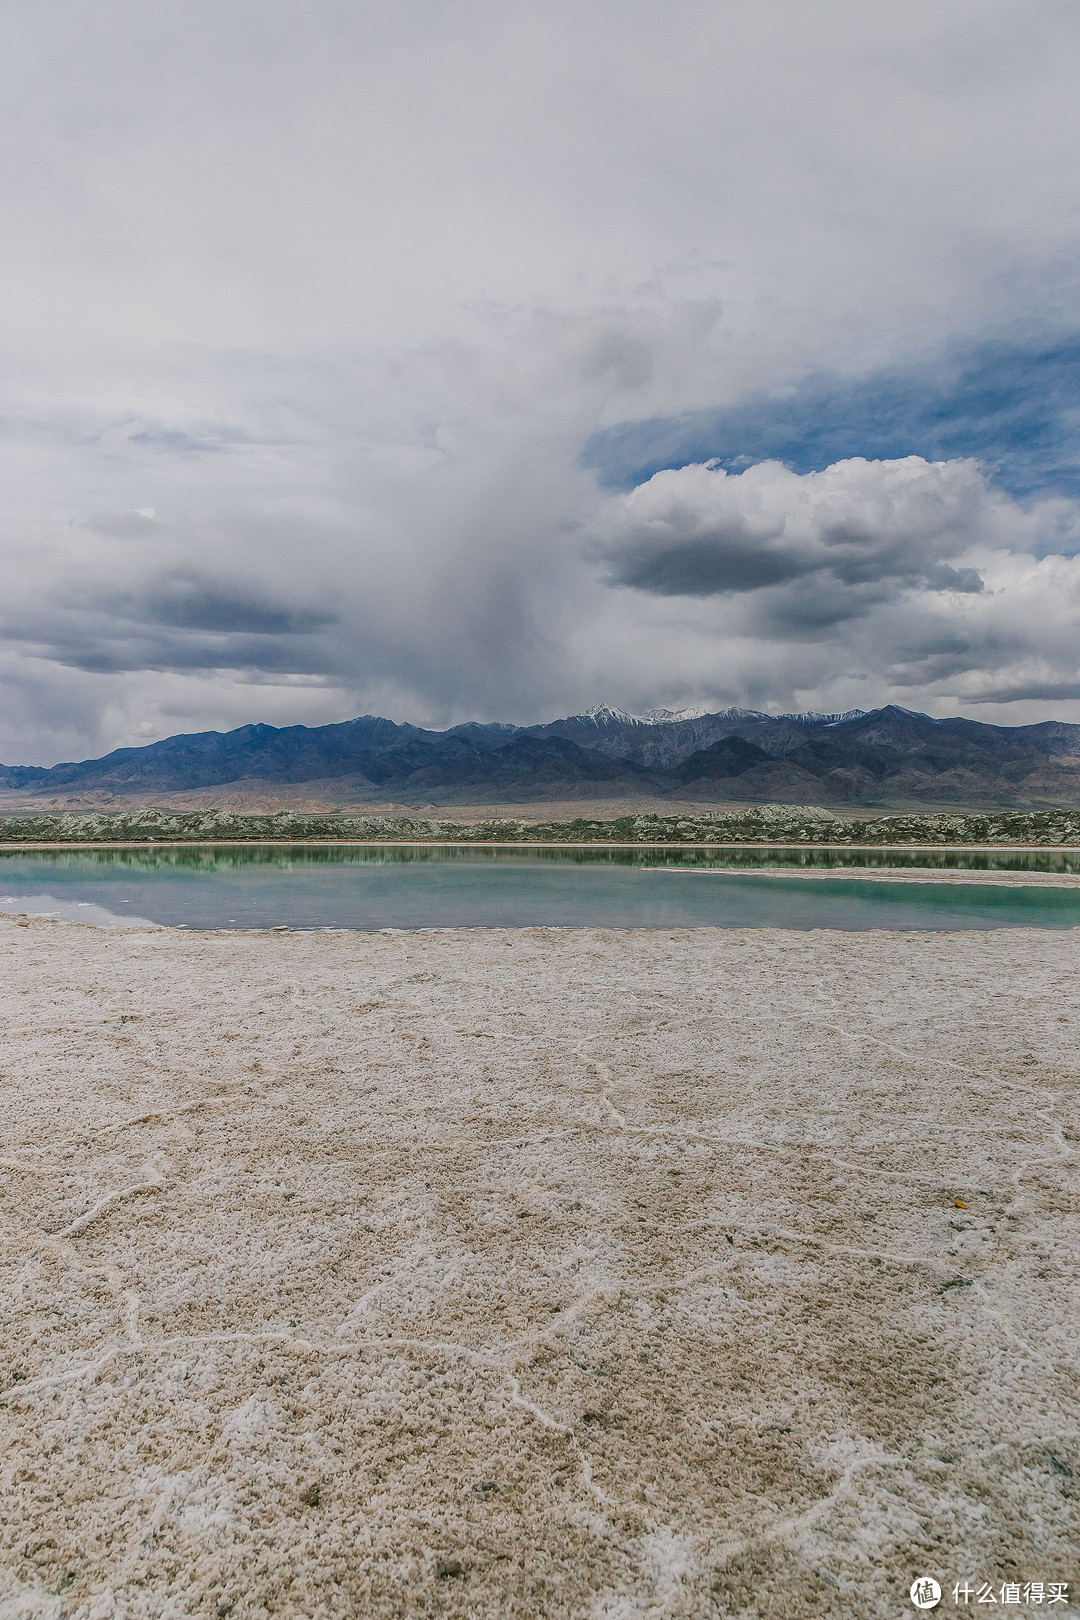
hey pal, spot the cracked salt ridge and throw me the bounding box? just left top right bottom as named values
left=0, top=918, right=1077, bottom=1618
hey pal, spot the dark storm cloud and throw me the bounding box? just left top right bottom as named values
left=608, top=531, right=986, bottom=599
left=129, top=574, right=337, bottom=636
left=0, top=573, right=338, bottom=678
left=610, top=535, right=811, bottom=595
left=968, top=681, right=1080, bottom=703
left=53, top=633, right=339, bottom=676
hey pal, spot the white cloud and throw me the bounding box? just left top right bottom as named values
left=573, top=458, right=1080, bottom=722
left=591, top=455, right=1051, bottom=597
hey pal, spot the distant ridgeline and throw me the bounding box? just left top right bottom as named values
left=2, top=806, right=1080, bottom=845
left=3, top=703, right=1080, bottom=809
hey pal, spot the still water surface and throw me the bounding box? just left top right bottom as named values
left=2, top=844, right=1079, bottom=931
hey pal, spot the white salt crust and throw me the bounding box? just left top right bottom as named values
left=0, top=918, right=1077, bottom=1618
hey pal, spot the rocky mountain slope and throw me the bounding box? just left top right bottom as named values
left=3, top=704, right=1080, bottom=808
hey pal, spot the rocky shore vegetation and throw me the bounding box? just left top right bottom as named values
left=3, top=804, right=1080, bottom=845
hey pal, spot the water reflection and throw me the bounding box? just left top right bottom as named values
left=2, top=841, right=1080, bottom=932
left=2, top=842, right=1079, bottom=875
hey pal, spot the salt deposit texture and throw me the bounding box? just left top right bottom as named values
left=1, top=916, right=1077, bottom=1618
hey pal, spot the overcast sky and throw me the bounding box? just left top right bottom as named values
left=4, top=0, right=1080, bottom=763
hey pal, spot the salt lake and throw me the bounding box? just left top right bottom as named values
left=2, top=843, right=1080, bottom=930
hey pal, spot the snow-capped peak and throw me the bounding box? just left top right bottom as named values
left=579, top=702, right=717, bottom=726
left=574, top=702, right=868, bottom=729
left=580, top=703, right=639, bottom=725
left=638, top=706, right=711, bottom=723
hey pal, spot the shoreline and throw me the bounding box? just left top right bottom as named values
left=3, top=836, right=1080, bottom=852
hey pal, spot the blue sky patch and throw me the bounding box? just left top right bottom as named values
left=583, top=332, right=1080, bottom=499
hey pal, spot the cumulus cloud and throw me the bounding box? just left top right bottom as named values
left=591, top=456, right=1024, bottom=601
left=568, top=454, right=1080, bottom=724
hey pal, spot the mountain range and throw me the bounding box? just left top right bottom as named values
left=4, top=703, right=1080, bottom=809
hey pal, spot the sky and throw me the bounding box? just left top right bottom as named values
left=4, top=0, right=1080, bottom=764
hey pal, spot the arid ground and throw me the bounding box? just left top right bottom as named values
left=0, top=790, right=1013, bottom=822
left=1, top=916, right=1078, bottom=1618
left=0, top=791, right=800, bottom=821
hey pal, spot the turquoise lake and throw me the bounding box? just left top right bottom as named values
left=2, top=844, right=1079, bottom=931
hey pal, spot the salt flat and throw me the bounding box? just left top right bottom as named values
left=1, top=916, right=1077, bottom=1619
